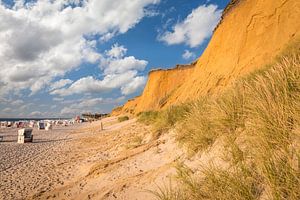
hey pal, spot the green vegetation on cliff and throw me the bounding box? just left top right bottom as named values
left=140, top=44, right=300, bottom=200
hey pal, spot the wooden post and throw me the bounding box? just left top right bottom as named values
left=100, top=121, right=103, bottom=131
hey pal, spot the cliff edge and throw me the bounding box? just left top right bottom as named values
left=113, top=0, right=300, bottom=115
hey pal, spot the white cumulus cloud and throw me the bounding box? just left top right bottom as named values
left=0, top=0, right=159, bottom=97
left=49, top=79, right=73, bottom=91
left=158, top=4, right=222, bottom=48
left=51, top=44, right=147, bottom=96
left=28, top=111, right=43, bottom=117
left=182, top=50, right=196, bottom=60
left=60, top=97, right=124, bottom=115
left=121, top=76, right=146, bottom=95
left=2, top=108, right=13, bottom=113
left=10, top=99, right=24, bottom=106
left=105, top=44, right=127, bottom=59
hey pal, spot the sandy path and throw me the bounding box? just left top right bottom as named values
left=0, top=117, right=183, bottom=200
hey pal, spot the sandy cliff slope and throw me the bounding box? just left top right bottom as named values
left=113, top=0, right=300, bottom=115
left=112, top=63, right=195, bottom=115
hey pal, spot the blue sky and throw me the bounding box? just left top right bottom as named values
left=0, top=0, right=229, bottom=118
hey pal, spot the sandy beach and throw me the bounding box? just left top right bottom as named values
left=0, top=122, right=85, bottom=199
left=0, top=117, right=182, bottom=200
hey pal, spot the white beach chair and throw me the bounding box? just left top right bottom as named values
left=7, top=122, right=12, bottom=127
left=18, top=128, right=33, bottom=143
left=45, top=123, right=52, bottom=131
left=29, top=121, right=35, bottom=128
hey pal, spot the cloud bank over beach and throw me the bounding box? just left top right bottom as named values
left=0, top=0, right=226, bottom=117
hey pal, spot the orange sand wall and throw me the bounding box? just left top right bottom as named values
left=113, top=0, right=300, bottom=115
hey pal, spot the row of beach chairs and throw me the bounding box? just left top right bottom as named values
left=0, top=122, right=53, bottom=144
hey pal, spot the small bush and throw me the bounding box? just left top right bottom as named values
left=118, top=116, right=129, bottom=122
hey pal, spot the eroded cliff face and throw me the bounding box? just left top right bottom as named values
left=134, top=64, right=195, bottom=113
left=112, top=64, right=195, bottom=115
left=165, top=0, right=300, bottom=106
left=111, top=97, right=141, bottom=116
left=113, top=0, right=300, bottom=115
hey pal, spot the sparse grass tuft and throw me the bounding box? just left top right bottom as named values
left=154, top=104, right=191, bottom=134
left=137, top=111, right=160, bottom=125
left=138, top=104, right=190, bottom=138
left=176, top=164, right=262, bottom=200
left=118, top=116, right=129, bottom=122
left=126, top=135, right=144, bottom=149
left=149, top=180, right=184, bottom=200
left=151, top=163, right=262, bottom=200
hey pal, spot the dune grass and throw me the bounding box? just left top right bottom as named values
left=149, top=46, right=300, bottom=199
left=118, top=116, right=129, bottom=122
left=138, top=104, right=190, bottom=138
left=180, top=164, right=262, bottom=200
left=137, top=111, right=160, bottom=125
left=149, top=180, right=183, bottom=200
left=175, top=98, right=218, bottom=155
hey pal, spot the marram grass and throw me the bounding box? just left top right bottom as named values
left=147, top=49, right=300, bottom=199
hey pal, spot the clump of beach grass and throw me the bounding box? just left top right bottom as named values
left=149, top=179, right=184, bottom=200
left=138, top=104, right=190, bottom=138
left=151, top=162, right=262, bottom=200
left=175, top=98, right=218, bottom=155
left=126, top=135, right=144, bottom=149
left=118, top=116, right=129, bottom=122
left=137, top=111, right=160, bottom=125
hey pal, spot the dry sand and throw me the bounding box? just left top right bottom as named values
left=0, top=117, right=183, bottom=200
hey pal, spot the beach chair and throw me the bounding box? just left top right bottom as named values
left=18, top=128, right=33, bottom=143
left=7, top=122, right=12, bottom=127
left=45, top=123, right=52, bottom=131
left=37, top=122, right=45, bottom=130
left=29, top=121, right=35, bottom=128
left=0, top=136, right=3, bottom=142
left=1, top=121, right=8, bottom=128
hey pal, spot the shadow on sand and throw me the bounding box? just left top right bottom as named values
left=0, top=138, right=70, bottom=143
left=32, top=138, right=71, bottom=144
